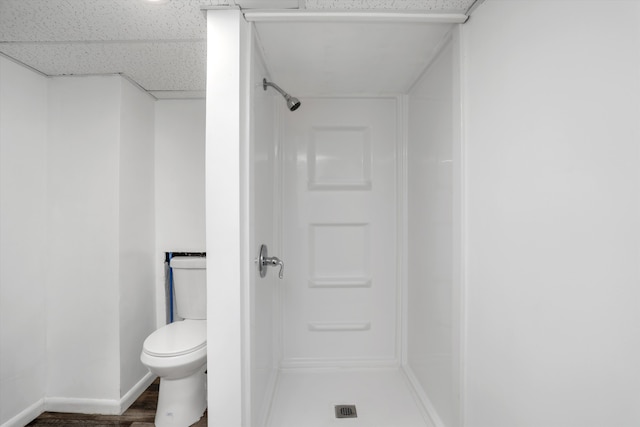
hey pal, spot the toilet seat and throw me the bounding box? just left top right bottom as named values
left=143, top=320, right=206, bottom=357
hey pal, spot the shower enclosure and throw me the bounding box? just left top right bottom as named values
left=206, top=9, right=463, bottom=427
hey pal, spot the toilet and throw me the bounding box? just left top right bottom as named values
left=141, top=256, right=207, bottom=427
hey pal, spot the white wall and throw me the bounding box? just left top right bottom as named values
left=463, top=1, right=640, bottom=426
left=154, top=100, right=206, bottom=253
left=118, top=79, right=156, bottom=396
left=407, top=35, right=460, bottom=427
left=1, top=63, right=157, bottom=425
left=0, top=56, right=48, bottom=426
left=46, top=75, right=122, bottom=402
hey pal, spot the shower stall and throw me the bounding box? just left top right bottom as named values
left=206, top=8, right=464, bottom=427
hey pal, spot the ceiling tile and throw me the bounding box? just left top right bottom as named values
left=0, top=40, right=206, bottom=91
left=0, top=0, right=215, bottom=42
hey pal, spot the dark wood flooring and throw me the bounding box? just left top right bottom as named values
left=26, top=379, right=207, bottom=426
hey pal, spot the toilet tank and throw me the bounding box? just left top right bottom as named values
left=170, top=256, right=206, bottom=320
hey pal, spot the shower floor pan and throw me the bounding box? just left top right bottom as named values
left=266, top=368, right=434, bottom=427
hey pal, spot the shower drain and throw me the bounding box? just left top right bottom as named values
left=335, top=404, right=358, bottom=419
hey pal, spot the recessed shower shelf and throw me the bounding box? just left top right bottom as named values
left=307, top=322, right=371, bottom=332
left=308, top=278, right=372, bottom=288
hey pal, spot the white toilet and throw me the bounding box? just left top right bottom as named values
left=141, top=256, right=207, bottom=427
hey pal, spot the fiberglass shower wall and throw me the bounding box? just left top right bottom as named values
left=206, top=9, right=462, bottom=427
left=406, top=34, right=462, bottom=427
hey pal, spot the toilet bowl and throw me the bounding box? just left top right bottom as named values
left=142, top=319, right=207, bottom=427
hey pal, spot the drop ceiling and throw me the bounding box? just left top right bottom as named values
left=0, top=0, right=479, bottom=99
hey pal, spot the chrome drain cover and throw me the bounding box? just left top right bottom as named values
left=335, top=404, right=357, bottom=419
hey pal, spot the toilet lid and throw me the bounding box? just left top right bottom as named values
left=143, top=320, right=206, bottom=357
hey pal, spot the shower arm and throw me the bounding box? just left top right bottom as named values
left=263, top=79, right=288, bottom=98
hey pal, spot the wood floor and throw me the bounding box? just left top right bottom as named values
left=26, top=379, right=207, bottom=427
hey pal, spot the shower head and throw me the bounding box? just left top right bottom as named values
left=285, top=95, right=301, bottom=112
left=263, top=78, right=301, bottom=111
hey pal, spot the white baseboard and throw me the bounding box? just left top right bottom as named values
left=401, top=365, right=446, bottom=427
left=120, top=372, right=157, bottom=414
left=0, top=399, right=45, bottom=427
left=119, top=372, right=157, bottom=413
left=44, top=396, right=121, bottom=415
left=44, top=372, right=157, bottom=416
left=0, top=373, right=156, bottom=426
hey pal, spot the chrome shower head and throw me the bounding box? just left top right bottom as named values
left=285, top=94, right=301, bottom=112
left=263, top=78, right=301, bottom=111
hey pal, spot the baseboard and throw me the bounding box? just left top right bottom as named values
left=401, top=365, right=446, bottom=427
left=0, top=399, right=45, bottom=427
left=44, top=372, right=157, bottom=416
left=119, top=372, right=156, bottom=413
left=44, top=396, right=122, bottom=415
